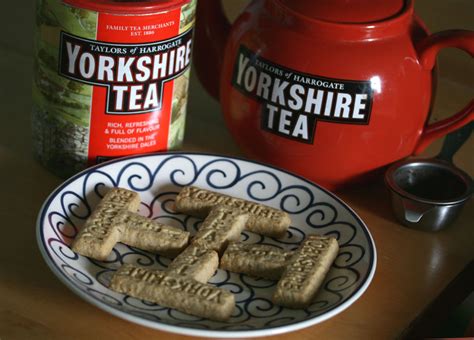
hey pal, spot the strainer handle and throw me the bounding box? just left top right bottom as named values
left=437, top=122, right=473, bottom=163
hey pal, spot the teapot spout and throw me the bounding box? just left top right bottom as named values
left=194, top=0, right=231, bottom=100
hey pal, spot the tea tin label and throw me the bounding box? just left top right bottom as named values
left=33, top=0, right=196, bottom=177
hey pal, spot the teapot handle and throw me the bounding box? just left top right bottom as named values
left=414, top=30, right=474, bottom=155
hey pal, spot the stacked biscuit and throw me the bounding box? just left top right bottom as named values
left=72, top=186, right=339, bottom=321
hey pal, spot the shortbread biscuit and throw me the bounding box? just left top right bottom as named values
left=72, top=188, right=140, bottom=260
left=175, top=186, right=291, bottom=238
left=273, top=236, right=339, bottom=308
left=117, top=211, right=189, bottom=257
left=167, top=244, right=218, bottom=283
left=220, top=243, right=294, bottom=280
left=191, top=206, right=248, bottom=253
left=110, top=264, right=235, bottom=321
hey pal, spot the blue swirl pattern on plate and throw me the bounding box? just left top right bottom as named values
left=37, top=153, right=376, bottom=337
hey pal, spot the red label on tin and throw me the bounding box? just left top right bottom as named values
left=59, top=8, right=192, bottom=163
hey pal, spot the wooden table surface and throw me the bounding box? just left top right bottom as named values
left=0, top=1, right=473, bottom=339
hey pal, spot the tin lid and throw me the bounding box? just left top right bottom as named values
left=278, top=0, right=405, bottom=24
left=63, top=0, right=191, bottom=15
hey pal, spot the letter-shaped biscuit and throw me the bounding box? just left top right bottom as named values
left=220, top=243, right=294, bottom=280
left=175, top=186, right=290, bottom=238
left=72, top=188, right=140, bottom=260
left=191, top=206, right=248, bottom=254
left=117, top=211, right=189, bottom=257
left=72, top=188, right=189, bottom=260
left=167, top=244, right=218, bottom=283
left=272, top=235, right=339, bottom=308
left=110, top=264, right=235, bottom=321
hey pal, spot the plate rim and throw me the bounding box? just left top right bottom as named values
left=36, top=151, right=377, bottom=338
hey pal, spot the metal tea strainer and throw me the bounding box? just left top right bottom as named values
left=385, top=122, right=473, bottom=231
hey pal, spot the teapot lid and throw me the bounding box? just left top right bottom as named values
left=279, top=0, right=406, bottom=24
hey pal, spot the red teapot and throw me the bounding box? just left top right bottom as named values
left=193, top=0, right=474, bottom=189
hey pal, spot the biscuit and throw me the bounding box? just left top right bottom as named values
left=175, top=186, right=291, bottom=238
left=191, top=206, right=248, bottom=254
left=220, top=243, right=294, bottom=280
left=117, top=211, right=189, bottom=258
left=167, top=244, right=218, bottom=283
left=272, top=235, right=339, bottom=308
left=72, top=188, right=189, bottom=260
left=72, top=188, right=140, bottom=260
left=110, top=264, right=235, bottom=321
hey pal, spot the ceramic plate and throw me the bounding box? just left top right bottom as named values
left=37, top=153, right=376, bottom=338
